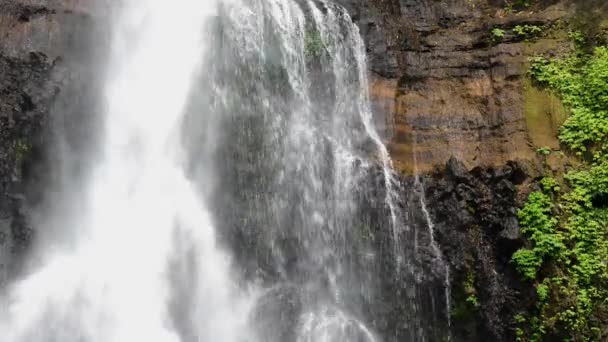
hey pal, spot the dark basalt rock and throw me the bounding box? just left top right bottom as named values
left=423, top=157, right=536, bottom=342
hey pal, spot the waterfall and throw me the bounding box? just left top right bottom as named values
left=203, top=1, right=394, bottom=340
left=0, top=0, right=447, bottom=341
left=1, top=1, right=251, bottom=341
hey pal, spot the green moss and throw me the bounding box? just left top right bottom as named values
left=13, top=139, right=31, bottom=165
left=304, top=29, right=324, bottom=58
left=462, top=270, right=480, bottom=310
left=463, top=270, right=476, bottom=295
left=449, top=267, right=481, bottom=339
left=524, top=79, right=568, bottom=151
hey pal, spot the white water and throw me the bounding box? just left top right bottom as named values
left=297, top=307, right=376, bottom=342
left=1, top=1, right=251, bottom=341
left=308, top=0, right=402, bottom=268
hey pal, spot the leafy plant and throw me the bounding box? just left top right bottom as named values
left=536, top=146, right=552, bottom=155
left=491, top=27, right=506, bottom=43
left=466, top=294, right=480, bottom=308
left=515, top=44, right=608, bottom=341
left=536, top=282, right=549, bottom=303
left=540, top=177, right=560, bottom=193
left=568, top=30, right=586, bottom=46
left=512, top=190, right=564, bottom=280
left=513, top=25, right=543, bottom=39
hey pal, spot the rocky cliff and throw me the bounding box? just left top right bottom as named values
left=341, top=0, right=579, bottom=174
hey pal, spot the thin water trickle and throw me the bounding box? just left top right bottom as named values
left=413, top=133, right=452, bottom=342
left=417, top=180, right=452, bottom=342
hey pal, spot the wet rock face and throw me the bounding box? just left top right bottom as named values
left=0, top=51, right=54, bottom=283
left=337, top=0, right=569, bottom=173
left=0, top=0, right=102, bottom=284
left=423, top=158, right=535, bottom=341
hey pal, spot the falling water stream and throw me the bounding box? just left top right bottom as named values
left=0, top=0, right=450, bottom=341
left=412, top=134, right=452, bottom=342
left=2, top=1, right=251, bottom=341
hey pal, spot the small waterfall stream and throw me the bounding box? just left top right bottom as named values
left=415, top=176, right=452, bottom=342
left=1, top=0, right=451, bottom=341
left=412, top=133, right=452, bottom=342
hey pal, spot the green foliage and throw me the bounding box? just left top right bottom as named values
left=304, top=29, right=324, bottom=58
left=515, top=314, right=528, bottom=342
left=568, top=30, right=586, bottom=46
left=13, top=139, right=31, bottom=164
left=540, top=177, right=560, bottom=193
left=452, top=269, right=480, bottom=321
left=529, top=47, right=608, bottom=155
left=491, top=27, right=506, bottom=43
left=464, top=270, right=476, bottom=293
left=466, top=294, right=480, bottom=308
left=536, top=282, right=549, bottom=303
left=536, top=146, right=552, bottom=155
left=513, top=24, right=543, bottom=38
left=512, top=191, right=564, bottom=280
left=515, top=43, right=608, bottom=341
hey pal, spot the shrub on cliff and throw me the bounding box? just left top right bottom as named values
left=514, top=43, right=608, bottom=341
left=513, top=188, right=564, bottom=280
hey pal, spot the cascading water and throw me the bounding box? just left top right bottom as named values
left=195, top=1, right=395, bottom=340
left=1, top=1, right=251, bottom=341
left=1, top=0, right=451, bottom=341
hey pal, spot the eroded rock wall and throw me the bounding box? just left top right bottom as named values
left=340, top=0, right=575, bottom=174
left=423, top=158, right=534, bottom=341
